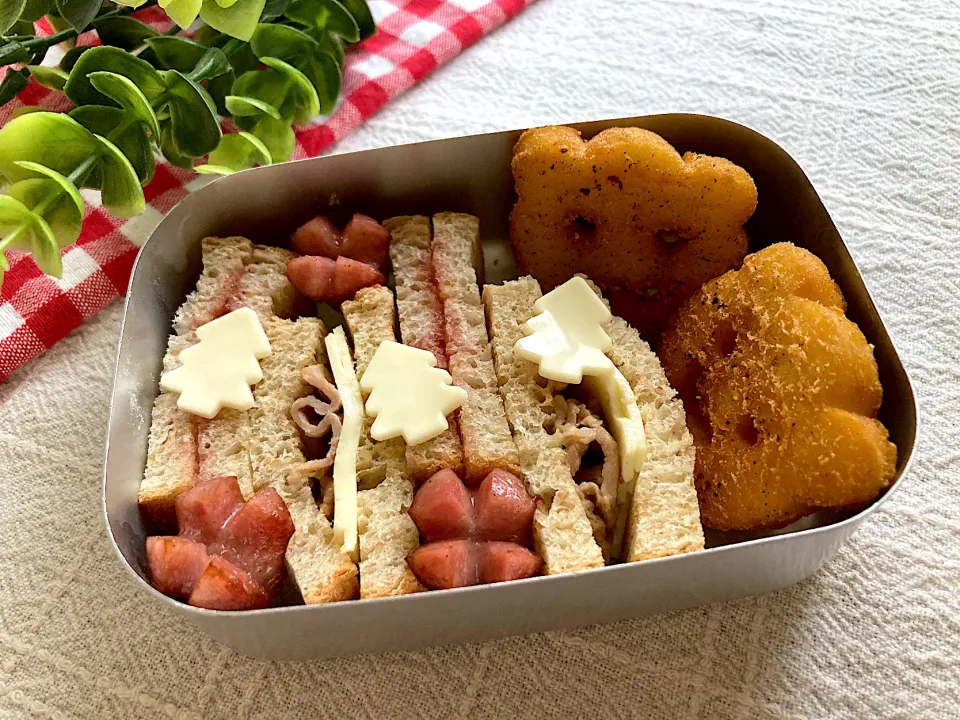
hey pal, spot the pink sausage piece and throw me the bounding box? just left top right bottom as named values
left=340, top=214, right=390, bottom=271
left=406, top=540, right=477, bottom=590
left=478, top=542, right=543, bottom=584
left=474, top=469, right=536, bottom=545
left=332, top=256, right=385, bottom=301
left=208, top=487, right=295, bottom=595
left=286, top=255, right=336, bottom=301
left=409, top=469, right=475, bottom=543
left=146, top=536, right=209, bottom=600
left=290, top=213, right=390, bottom=273
left=176, top=475, right=244, bottom=545
left=188, top=556, right=269, bottom=611
left=286, top=255, right=385, bottom=303
left=290, top=215, right=341, bottom=258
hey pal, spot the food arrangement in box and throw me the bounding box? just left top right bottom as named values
left=138, top=125, right=898, bottom=611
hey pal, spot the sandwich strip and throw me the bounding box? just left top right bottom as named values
left=603, top=315, right=704, bottom=561
left=431, top=213, right=521, bottom=482
left=384, top=216, right=465, bottom=481
left=483, top=277, right=605, bottom=574
left=140, top=237, right=298, bottom=526
left=248, top=317, right=358, bottom=603
left=343, top=286, right=424, bottom=599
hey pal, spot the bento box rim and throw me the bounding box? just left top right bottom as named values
left=102, top=112, right=919, bottom=619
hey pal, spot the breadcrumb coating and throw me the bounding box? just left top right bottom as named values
left=660, top=243, right=897, bottom=531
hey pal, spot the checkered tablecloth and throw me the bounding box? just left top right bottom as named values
left=0, top=0, right=532, bottom=382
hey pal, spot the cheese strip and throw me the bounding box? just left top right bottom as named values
left=325, top=327, right=362, bottom=562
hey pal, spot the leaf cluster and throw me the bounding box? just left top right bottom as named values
left=0, top=0, right=374, bottom=287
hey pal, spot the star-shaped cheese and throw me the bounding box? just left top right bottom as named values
left=160, top=307, right=272, bottom=419
left=359, top=341, right=467, bottom=446
left=514, top=276, right=615, bottom=383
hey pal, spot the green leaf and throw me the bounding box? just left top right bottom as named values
left=13, top=161, right=85, bottom=218
left=70, top=105, right=154, bottom=183
left=30, top=215, right=61, bottom=276
left=260, top=0, right=290, bottom=20
left=0, top=67, right=30, bottom=106
left=206, top=69, right=235, bottom=115
left=65, top=46, right=166, bottom=106
left=88, top=70, right=161, bottom=138
left=158, top=0, right=202, bottom=30
left=27, top=65, right=69, bottom=91
left=212, top=130, right=270, bottom=166
left=163, top=70, right=221, bottom=157
left=22, top=0, right=54, bottom=22
left=93, top=16, right=159, bottom=50
left=56, top=0, right=102, bottom=31
left=12, top=18, right=35, bottom=35
left=159, top=122, right=192, bottom=168
left=59, top=44, right=92, bottom=72
left=339, top=0, right=374, bottom=40
left=0, top=112, right=99, bottom=184
left=0, top=194, right=63, bottom=276
left=0, top=0, right=27, bottom=34
left=111, top=0, right=151, bottom=7
left=250, top=23, right=340, bottom=113
left=199, top=0, right=266, bottom=40
left=225, top=94, right=280, bottom=118
left=145, top=35, right=208, bottom=71
left=262, top=56, right=319, bottom=123
left=307, top=28, right=344, bottom=66
left=286, top=0, right=359, bottom=42
left=188, top=46, right=231, bottom=82
left=6, top=177, right=83, bottom=247
left=94, top=134, right=145, bottom=217
left=193, top=164, right=234, bottom=175
left=251, top=114, right=294, bottom=162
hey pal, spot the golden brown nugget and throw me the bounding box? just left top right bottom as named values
left=660, top=242, right=897, bottom=531
left=510, top=125, right=758, bottom=339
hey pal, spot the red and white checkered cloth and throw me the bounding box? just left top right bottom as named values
left=0, top=0, right=533, bottom=382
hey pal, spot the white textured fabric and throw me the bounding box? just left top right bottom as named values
left=2, top=1, right=958, bottom=717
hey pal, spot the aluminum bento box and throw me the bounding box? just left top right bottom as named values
left=103, top=114, right=917, bottom=661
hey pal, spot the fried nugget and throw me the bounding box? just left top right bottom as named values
left=510, top=125, right=758, bottom=339
left=659, top=242, right=897, bottom=531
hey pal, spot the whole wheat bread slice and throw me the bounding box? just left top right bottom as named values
left=604, top=316, right=704, bottom=561
left=483, top=277, right=604, bottom=574
left=432, top=213, right=520, bottom=482
left=384, top=216, right=464, bottom=481
left=343, top=286, right=425, bottom=598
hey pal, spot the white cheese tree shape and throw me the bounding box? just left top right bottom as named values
left=514, top=276, right=615, bottom=383
left=160, top=307, right=272, bottom=419
left=360, top=341, right=467, bottom=446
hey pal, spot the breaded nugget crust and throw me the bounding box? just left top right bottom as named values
left=660, top=243, right=897, bottom=531
left=510, top=125, right=758, bottom=339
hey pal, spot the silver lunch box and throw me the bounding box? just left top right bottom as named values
left=103, top=114, right=918, bottom=661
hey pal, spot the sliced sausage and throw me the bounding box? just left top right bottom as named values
left=175, top=476, right=244, bottom=545
left=332, top=256, right=385, bottom=301
left=188, top=556, right=269, bottom=611
left=208, top=487, right=295, bottom=596
left=290, top=215, right=341, bottom=258
left=341, top=214, right=390, bottom=272
left=406, top=540, right=477, bottom=590
left=474, top=470, right=536, bottom=545
left=409, top=469, right=475, bottom=543
left=146, top=536, right=209, bottom=599
left=478, top=541, right=543, bottom=584
left=286, top=255, right=336, bottom=301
